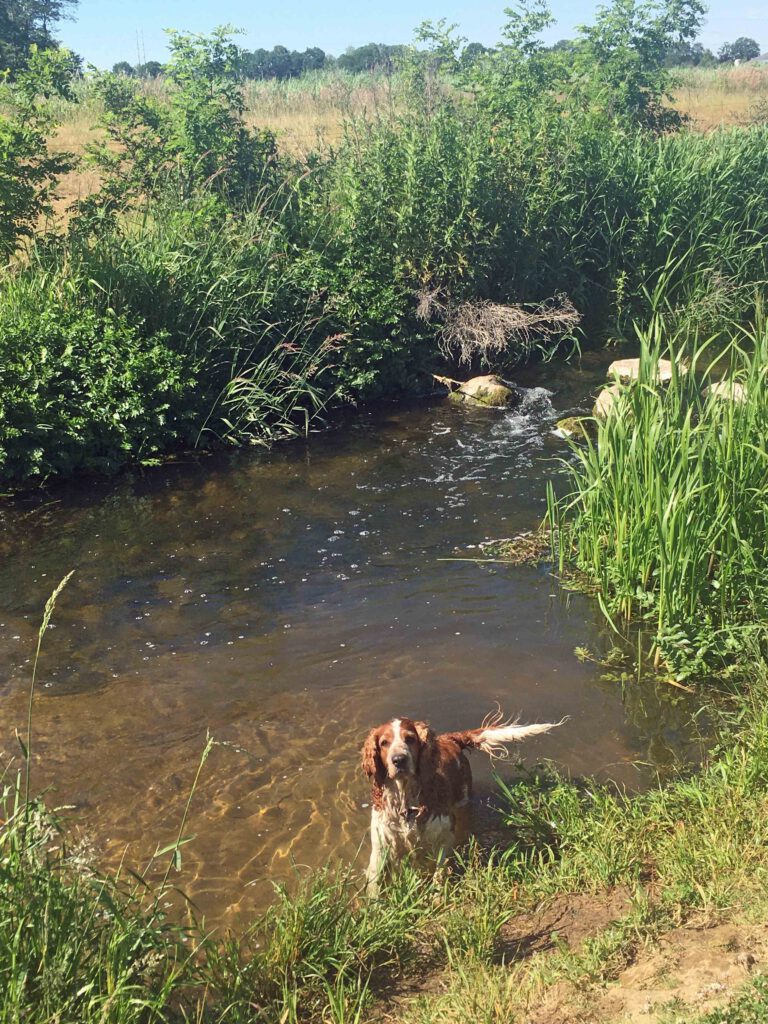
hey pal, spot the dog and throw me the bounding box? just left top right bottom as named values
left=360, top=712, right=561, bottom=893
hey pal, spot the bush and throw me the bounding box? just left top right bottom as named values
left=85, top=27, right=278, bottom=215
left=0, top=48, right=77, bottom=254
left=0, top=279, right=198, bottom=483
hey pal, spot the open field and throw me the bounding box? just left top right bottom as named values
left=672, top=64, right=768, bottom=128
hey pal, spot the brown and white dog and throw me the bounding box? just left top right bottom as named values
left=360, top=713, right=561, bottom=893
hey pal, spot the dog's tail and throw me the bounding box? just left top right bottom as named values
left=446, top=711, right=566, bottom=760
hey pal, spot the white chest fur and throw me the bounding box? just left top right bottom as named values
left=366, top=779, right=459, bottom=893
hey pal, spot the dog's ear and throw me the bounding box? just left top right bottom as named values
left=413, top=720, right=437, bottom=779
left=361, top=728, right=385, bottom=785
left=414, top=720, right=436, bottom=753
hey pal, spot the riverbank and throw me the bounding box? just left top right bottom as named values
left=6, top=651, right=768, bottom=1023
left=4, top=8, right=768, bottom=1020
left=5, top=329, right=768, bottom=1020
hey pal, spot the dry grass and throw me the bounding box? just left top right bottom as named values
left=437, top=295, right=581, bottom=364
left=37, top=64, right=768, bottom=214
left=241, top=73, right=401, bottom=157
left=672, top=64, right=768, bottom=129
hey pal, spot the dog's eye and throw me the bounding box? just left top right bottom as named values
left=380, top=739, right=389, bottom=748
left=405, top=735, right=416, bottom=744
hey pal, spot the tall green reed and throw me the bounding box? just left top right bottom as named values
left=549, top=313, right=768, bottom=679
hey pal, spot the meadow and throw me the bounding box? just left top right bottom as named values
left=4, top=2, right=768, bottom=1019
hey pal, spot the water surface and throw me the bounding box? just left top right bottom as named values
left=0, top=358, right=697, bottom=922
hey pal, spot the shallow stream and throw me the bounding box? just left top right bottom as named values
left=0, top=355, right=698, bottom=923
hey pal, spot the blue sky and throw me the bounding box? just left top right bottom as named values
left=61, top=0, right=765, bottom=69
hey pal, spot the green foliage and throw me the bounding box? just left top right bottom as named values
left=549, top=316, right=768, bottom=678
left=239, top=43, right=331, bottom=80
left=573, top=0, right=706, bottom=130
left=0, top=0, right=78, bottom=75
left=694, top=975, right=768, bottom=1022
left=469, top=0, right=562, bottom=121
left=85, top=26, right=277, bottom=214
left=0, top=46, right=76, bottom=252
left=471, top=0, right=706, bottom=132
left=336, top=42, right=406, bottom=74
left=2, top=13, right=768, bottom=485
left=497, top=665, right=768, bottom=909
left=314, top=103, right=507, bottom=394
left=719, top=37, right=762, bottom=64
left=0, top=271, right=199, bottom=482
left=0, top=782, right=185, bottom=1023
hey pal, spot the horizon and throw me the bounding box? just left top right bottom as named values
left=60, top=1, right=765, bottom=70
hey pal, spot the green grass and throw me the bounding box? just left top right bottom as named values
left=693, top=975, right=768, bottom=1023
left=549, top=313, right=768, bottom=680
left=5, top=25, right=768, bottom=487
left=7, top=657, right=768, bottom=1022
left=6, top=576, right=768, bottom=1022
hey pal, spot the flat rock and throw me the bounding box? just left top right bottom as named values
left=552, top=416, right=595, bottom=441
left=706, top=379, right=747, bottom=403
left=607, top=357, right=682, bottom=384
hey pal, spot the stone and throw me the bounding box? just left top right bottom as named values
left=705, top=379, right=747, bottom=404
left=552, top=416, right=595, bottom=441
left=593, top=383, right=624, bottom=420
left=453, top=375, right=522, bottom=408
left=607, top=357, right=682, bottom=384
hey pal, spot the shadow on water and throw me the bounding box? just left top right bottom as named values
left=0, top=352, right=702, bottom=923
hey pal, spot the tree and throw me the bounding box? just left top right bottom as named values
left=574, top=0, right=707, bottom=130
left=663, top=39, right=716, bottom=67
left=337, top=43, right=404, bottom=73
left=0, top=0, right=79, bottom=74
left=0, top=46, right=76, bottom=251
left=136, top=60, right=163, bottom=78
left=460, top=41, right=491, bottom=69
left=299, top=46, right=326, bottom=74
left=112, top=60, right=134, bottom=76
left=718, top=37, right=760, bottom=63
left=86, top=28, right=277, bottom=213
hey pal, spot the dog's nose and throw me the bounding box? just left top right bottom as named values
left=391, top=753, right=408, bottom=769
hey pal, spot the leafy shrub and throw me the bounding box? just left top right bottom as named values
left=84, top=27, right=278, bottom=216
left=0, top=48, right=77, bottom=253
left=0, top=279, right=198, bottom=483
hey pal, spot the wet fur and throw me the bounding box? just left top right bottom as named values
left=360, top=713, right=562, bottom=893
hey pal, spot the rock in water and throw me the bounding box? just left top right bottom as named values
left=553, top=416, right=595, bottom=440
left=607, top=357, right=682, bottom=384
left=593, top=383, right=624, bottom=420
left=705, top=379, right=747, bottom=404
left=452, top=375, right=522, bottom=408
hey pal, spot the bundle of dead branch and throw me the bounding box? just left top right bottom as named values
left=437, top=294, right=581, bottom=366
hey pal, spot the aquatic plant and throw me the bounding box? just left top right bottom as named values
left=549, top=314, right=768, bottom=678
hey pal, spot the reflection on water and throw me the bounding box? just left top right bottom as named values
left=0, top=358, right=698, bottom=923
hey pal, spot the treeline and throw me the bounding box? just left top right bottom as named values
left=109, top=35, right=764, bottom=82
left=111, top=40, right=495, bottom=80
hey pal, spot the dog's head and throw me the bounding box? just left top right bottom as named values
left=361, top=717, right=435, bottom=784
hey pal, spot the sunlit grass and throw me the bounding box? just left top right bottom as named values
left=549, top=313, right=768, bottom=679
